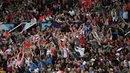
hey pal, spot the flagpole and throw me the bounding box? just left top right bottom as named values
left=20, top=22, right=36, bottom=33
left=9, top=22, right=26, bottom=33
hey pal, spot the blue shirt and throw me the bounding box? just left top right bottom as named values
left=30, top=63, right=36, bottom=71
left=84, top=30, right=87, bottom=38
left=120, top=11, right=123, bottom=18
left=46, top=58, right=52, bottom=64
left=38, top=61, right=43, bottom=70
left=112, top=32, right=119, bottom=35
left=80, top=65, right=84, bottom=69
left=89, top=71, right=94, bottom=73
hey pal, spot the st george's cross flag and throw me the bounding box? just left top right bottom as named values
left=33, top=35, right=39, bottom=42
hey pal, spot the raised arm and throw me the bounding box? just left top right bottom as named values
left=20, top=52, right=25, bottom=62
left=16, top=52, right=20, bottom=61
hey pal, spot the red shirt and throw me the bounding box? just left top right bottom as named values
left=126, top=4, right=130, bottom=10
left=8, top=14, right=13, bottom=22
left=39, top=16, right=45, bottom=21
left=51, top=49, right=57, bottom=55
left=80, top=34, right=85, bottom=45
left=75, top=63, right=79, bottom=67
left=44, top=11, right=52, bottom=15
left=8, top=0, right=11, bottom=3
left=0, top=38, right=2, bottom=41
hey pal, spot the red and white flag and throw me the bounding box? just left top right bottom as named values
left=33, top=35, right=39, bottom=42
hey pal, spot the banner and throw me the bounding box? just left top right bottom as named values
left=0, top=24, right=14, bottom=31
left=51, top=23, right=61, bottom=28
left=23, top=23, right=32, bottom=31
left=41, top=23, right=62, bottom=30
left=41, top=23, right=52, bottom=30
left=21, top=22, right=36, bottom=33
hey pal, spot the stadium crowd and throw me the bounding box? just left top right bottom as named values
left=0, top=0, right=130, bottom=73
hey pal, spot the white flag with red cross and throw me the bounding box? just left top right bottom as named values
left=33, top=34, right=39, bottom=42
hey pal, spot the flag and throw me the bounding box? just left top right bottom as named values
left=79, top=0, right=92, bottom=8
left=24, top=42, right=31, bottom=48
left=33, top=35, right=39, bottom=41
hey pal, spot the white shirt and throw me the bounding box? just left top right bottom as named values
left=57, top=71, right=63, bottom=73
left=45, top=16, right=52, bottom=21
left=112, top=16, right=118, bottom=22
left=0, top=50, right=3, bottom=55
left=124, top=60, right=127, bottom=67
left=63, top=49, right=68, bottom=58
left=34, top=68, right=39, bottom=73
left=25, top=58, right=31, bottom=66
left=33, top=9, right=36, bottom=13
left=75, top=47, right=85, bottom=57
left=83, top=61, right=87, bottom=65
left=128, top=61, right=130, bottom=67
left=47, top=49, right=51, bottom=55
left=69, top=10, right=75, bottom=16
left=123, top=11, right=128, bottom=19
left=80, top=30, right=84, bottom=35
left=12, top=60, right=16, bottom=66
left=31, top=17, right=37, bottom=24
left=5, top=49, right=11, bottom=55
